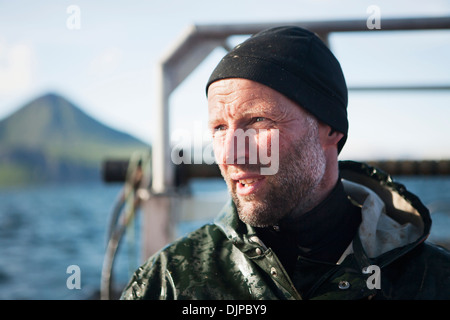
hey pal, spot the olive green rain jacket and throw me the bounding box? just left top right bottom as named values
left=121, top=161, right=450, bottom=300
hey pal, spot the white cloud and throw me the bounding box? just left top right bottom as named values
left=0, top=40, right=34, bottom=96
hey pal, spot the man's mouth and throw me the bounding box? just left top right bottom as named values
left=232, top=175, right=265, bottom=196
left=238, top=178, right=259, bottom=187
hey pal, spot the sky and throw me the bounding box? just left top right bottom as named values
left=1, top=0, right=450, bottom=161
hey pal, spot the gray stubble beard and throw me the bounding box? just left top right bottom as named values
left=226, top=116, right=327, bottom=227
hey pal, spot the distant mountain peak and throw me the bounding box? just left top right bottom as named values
left=29, top=92, right=71, bottom=109
left=0, top=92, right=149, bottom=185
left=39, top=91, right=64, bottom=100
left=1, top=92, right=147, bottom=145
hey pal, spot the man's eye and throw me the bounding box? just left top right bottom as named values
left=214, top=125, right=226, bottom=132
left=254, top=117, right=266, bottom=123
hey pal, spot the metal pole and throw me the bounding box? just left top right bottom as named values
left=152, top=63, right=173, bottom=194
left=141, top=63, right=175, bottom=261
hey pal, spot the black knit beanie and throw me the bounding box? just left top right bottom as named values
left=206, top=26, right=348, bottom=153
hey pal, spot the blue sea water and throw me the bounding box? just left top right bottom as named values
left=0, top=182, right=124, bottom=299
left=0, top=176, right=449, bottom=300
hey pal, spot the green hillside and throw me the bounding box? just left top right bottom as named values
left=0, top=93, right=150, bottom=186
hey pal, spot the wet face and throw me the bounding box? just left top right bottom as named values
left=208, top=79, right=327, bottom=227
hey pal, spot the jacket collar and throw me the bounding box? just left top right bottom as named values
left=339, top=161, right=431, bottom=266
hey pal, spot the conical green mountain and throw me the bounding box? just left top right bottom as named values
left=0, top=93, right=149, bottom=185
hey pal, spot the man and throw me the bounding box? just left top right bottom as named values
left=121, top=26, right=450, bottom=300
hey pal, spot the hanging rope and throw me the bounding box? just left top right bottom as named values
left=100, top=151, right=151, bottom=300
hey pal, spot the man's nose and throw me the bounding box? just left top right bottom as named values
left=219, top=130, right=238, bottom=165
left=219, top=129, right=254, bottom=165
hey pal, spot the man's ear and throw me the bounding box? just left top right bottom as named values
left=319, top=124, right=344, bottom=148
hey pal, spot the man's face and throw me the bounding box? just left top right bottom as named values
left=208, top=79, right=327, bottom=227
